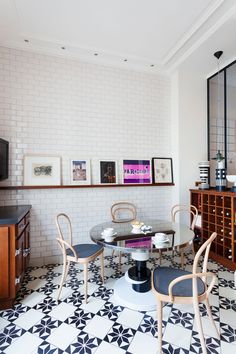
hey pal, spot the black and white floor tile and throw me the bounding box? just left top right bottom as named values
left=0, top=252, right=236, bottom=353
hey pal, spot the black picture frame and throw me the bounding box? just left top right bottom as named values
left=152, top=157, right=174, bottom=184
left=99, top=160, right=118, bottom=184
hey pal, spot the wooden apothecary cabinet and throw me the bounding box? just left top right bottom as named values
left=190, top=189, right=236, bottom=270
left=0, top=205, right=31, bottom=309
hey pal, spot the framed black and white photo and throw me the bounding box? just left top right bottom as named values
left=71, top=159, right=91, bottom=185
left=24, top=155, right=61, bottom=186
left=99, top=160, right=118, bottom=184
left=152, top=157, right=173, bottom=184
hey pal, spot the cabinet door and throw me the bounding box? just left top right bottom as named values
left=23, top=224, right=30, bottom=270
left=15, top=233, right=24, bottom=293
left=0, top=227, right=10, bottom=298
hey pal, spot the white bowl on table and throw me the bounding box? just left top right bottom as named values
left=152, top=232, right=169, bottom=244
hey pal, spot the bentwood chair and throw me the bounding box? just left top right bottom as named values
left=111, top=202, right=137, bottom=266
left=111, top=201, right=137, bottom=223
left=171, top=204, right=198, bottom=267
left=152, top=232, right=219, bottom=354
left=55, top=213, right=104, bottom=303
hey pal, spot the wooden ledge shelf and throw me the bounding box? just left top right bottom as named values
left=0, top=183, right=175, bottom=190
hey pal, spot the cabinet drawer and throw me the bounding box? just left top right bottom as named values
left=16, top=218, right=26, bottom=237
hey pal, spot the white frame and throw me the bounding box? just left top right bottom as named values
left=99, top=160, right=118, bottom=184
left=122, top=159, right=152, bottom=184
left=24, top=155, right=61, bottom=186
left=70, top=159, right=91, bottom=185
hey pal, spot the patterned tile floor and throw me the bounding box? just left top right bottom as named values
left=0, top=252, right=236, bottom=354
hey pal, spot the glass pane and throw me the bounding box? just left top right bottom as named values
left=209, top=71, right=225, bottom=187
left=226, top=62, right=236, bottom=176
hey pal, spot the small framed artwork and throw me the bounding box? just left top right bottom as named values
left=152, top=157, right=174, bottom=184
left=123, top=159, right=151, bottom=184
left=71, top=159, right=91, bottom=185
left=99, top=160, right=118, bottom=184
left=24, top=155, right=61, bottom=186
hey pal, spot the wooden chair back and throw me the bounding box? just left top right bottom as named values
left=55, top=213, right=76, bottom=257
left=171, top=204, right=198, bottom=230
left=111, top=202, right=137, bottom=223
left=192, top=232, right=217, bottom=278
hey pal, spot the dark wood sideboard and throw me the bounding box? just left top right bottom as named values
left=190, top=189, right=236, bottom=270
left=0, top=205, right=31, bottom=309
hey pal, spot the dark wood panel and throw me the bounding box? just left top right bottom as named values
left=0, top=227, right=10, bottom=299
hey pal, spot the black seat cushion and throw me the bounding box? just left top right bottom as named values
left=66, top=243, right=103, bottom=259
left=153, top=267, right=205, bottom=297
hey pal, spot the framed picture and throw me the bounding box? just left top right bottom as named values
left=99, top=160, right=118, bottom=184
left=123, top=159, right=151, bottom=184
left=24, top=155, right=61, bottom=186
left=152, top=157, right=173, bottom=184
left=71, top=159, right=91, bottom=185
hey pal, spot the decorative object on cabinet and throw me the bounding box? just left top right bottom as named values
left=24, top=155, right=61, bottom=186
left=0, top=205, right=31, bottom=309
left=198, top=161, right=210, bottom=190
left=226, top=175, right=236, bottom=192
left=152, top=157, right=173, bottom=184
left=212, top=150, right=226, bottom=191
left=99, top=160, right=118, bottom=184
left=190, top=189, right=236, bottom=270
left=70, top=159, right=91, bottom=185
left=123, top=159, right=151, bottom=184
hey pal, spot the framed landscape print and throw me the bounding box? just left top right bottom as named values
left=152, top=157, right=173, bottom=184
left=71, top=159, right=91, bottom=185
left=24, top=155, right=61, bottom=186
left=99, top=160, right=118, bottom=184
left=123, top=159, right=151, bottom=184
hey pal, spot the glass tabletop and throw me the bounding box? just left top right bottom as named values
left=90, top=219, right=194, bottom=253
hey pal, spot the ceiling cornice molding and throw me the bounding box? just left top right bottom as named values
left=162, top=0, right=224, bottom=66
left=0, top=41, right=169, bottom=77
left=166, top=2, right=236, bottom=73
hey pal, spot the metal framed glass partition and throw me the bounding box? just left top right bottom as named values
left=208, top=60, right=236, bottom=187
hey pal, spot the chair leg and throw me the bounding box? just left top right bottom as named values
left=65, top=260, right=70, bottom=280
left=205, top=298, right=220, bottom=339
left=192, top=241, right=195, bottom=256
left=118, top=252, right=122, bottom=269
left=84, top=263, right=88, bottom=304
left=181, top=249, right=185, bottom=268
left=100, top=253, right=104, bottom=284
left=193, top=299, right=207, bottom=354
left=159, top=250, right=162, bottom=265
left=157, top=299, right=163, bottom=353
left=57, top=259, right=68, bottom=301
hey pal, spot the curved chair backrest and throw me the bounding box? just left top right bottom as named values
left=55, top=213, right=73, bottom=251
left=171, top=204, right=198, bottom=230
left=111, top=202, right=137, bottom=223
left=193, top=232, right=217, bottom=278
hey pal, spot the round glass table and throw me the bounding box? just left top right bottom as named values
left=90, top=219, right=194, bottom=311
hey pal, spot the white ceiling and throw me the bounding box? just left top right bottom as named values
left=0, top=0, right=236, bottom=73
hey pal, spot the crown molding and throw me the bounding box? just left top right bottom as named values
left=162, top=0, right=224, bottom=66
left=0, top=40, right=169, bottom=77
left=166, top=2, right=236, bottom=73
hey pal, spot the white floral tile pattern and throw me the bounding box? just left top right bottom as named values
left=0, top=254, right=234, bottom=353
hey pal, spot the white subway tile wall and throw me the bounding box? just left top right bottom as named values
left=0, top=47, right=172, bottom=265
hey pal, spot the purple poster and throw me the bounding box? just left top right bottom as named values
left=123, top=159, right=151, bottom=184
